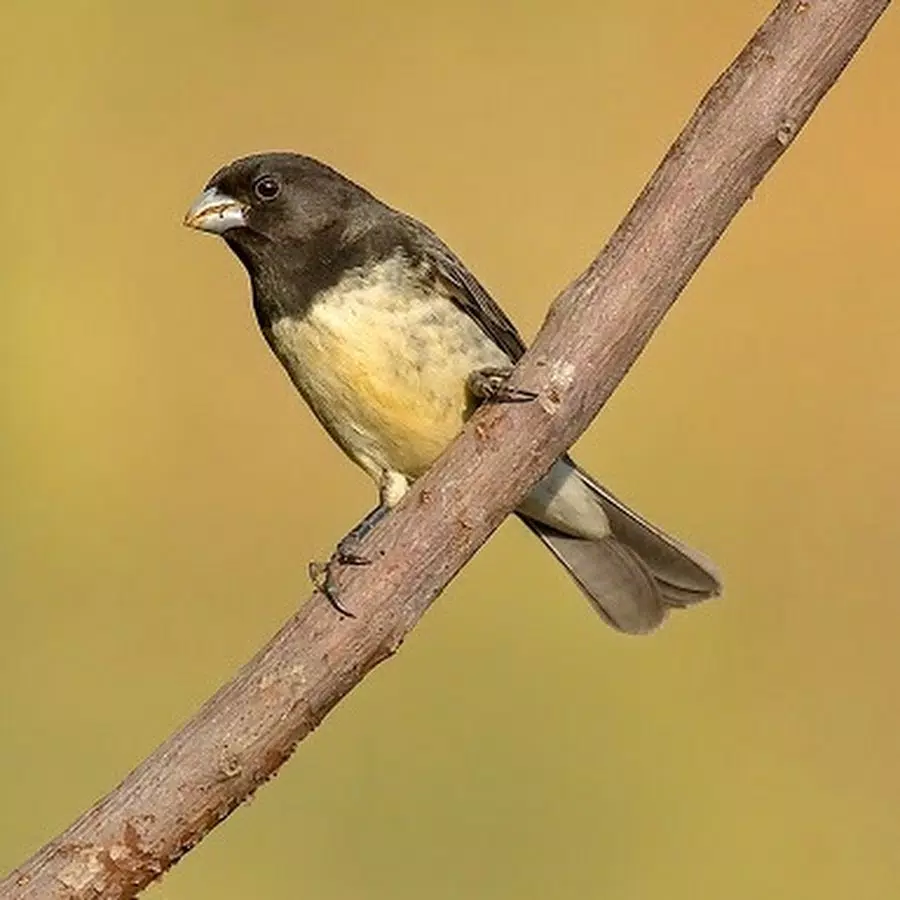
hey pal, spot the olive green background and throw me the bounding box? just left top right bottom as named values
left=2, top=2, right=898, bottom=898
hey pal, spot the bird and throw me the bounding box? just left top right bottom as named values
left=184, top=152, right=721, bottom=633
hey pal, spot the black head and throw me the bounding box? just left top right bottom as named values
left=185, top=152, right=379, bottom=246
left=185, top=152, right=395, bottom=318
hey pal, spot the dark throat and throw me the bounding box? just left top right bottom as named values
left=227, top=218, right=415, bottom=333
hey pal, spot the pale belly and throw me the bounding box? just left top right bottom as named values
left=266, top=267, right=510, bottom=483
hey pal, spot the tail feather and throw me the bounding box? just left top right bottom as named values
left=582, top=471, right=722, bottom=601
left=519, top=460, right=721, bottom=635
left=520, top=518, right=667, bottom=634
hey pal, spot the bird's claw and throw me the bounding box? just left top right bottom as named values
left=309, top=506, right=384, bottom=617
left=308, top=556, right=357, bottom=618
left=468, top=366, right=537, bottom=404
left=335, top=534, right=373, bottom=567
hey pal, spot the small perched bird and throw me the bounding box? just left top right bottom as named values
left=185, top=152, right=720, bottom=633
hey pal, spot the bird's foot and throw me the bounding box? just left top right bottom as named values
left=335, top=532, right=373, bottom=567
left=309, top=505, right=389, bottom=617
left=468, top=366, right=537, bottom=404
left=309, top=554, right=358, bottom=618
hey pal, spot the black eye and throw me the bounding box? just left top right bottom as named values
left=253, top=175, right=281, bottom=201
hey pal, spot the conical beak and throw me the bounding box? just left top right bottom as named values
left=183, top=187, right=247, bottom=234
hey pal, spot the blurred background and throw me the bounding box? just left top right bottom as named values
left=2, top=1, right=898, bottom=897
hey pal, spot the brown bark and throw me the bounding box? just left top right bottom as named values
left=1, top=1, right=890, bottom=897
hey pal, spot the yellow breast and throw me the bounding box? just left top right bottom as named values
left=266, top=257, right=509, bottom=481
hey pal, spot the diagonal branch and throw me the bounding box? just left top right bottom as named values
left=2, top=1, right=890, bottom=897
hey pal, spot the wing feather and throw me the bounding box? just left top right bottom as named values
left=398, top=214, right=527, bottom=361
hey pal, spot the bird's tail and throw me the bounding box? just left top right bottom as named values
left=518, top=465, right=721, bottom=635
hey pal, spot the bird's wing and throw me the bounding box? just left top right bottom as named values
left=401, top=215, right=527, bottom=362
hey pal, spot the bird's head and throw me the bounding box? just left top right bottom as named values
left=185, top=152, right=375, bottom=249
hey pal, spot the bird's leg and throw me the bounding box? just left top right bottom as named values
left=310, top=503, right=390, bottom=617
left=467, top=366, right=537, bottom=404
left=336, top=504, right=389, bottom=564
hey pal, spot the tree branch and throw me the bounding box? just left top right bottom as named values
left=2, top=1, right=890, bottom=897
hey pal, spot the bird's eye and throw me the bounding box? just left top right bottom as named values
left=253, top=175, right=281, bottom=201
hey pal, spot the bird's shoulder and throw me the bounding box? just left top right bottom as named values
left=353, top=210, right=526, bottom=362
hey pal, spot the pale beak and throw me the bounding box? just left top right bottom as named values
left=183, top=187, right=247, bottom=234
